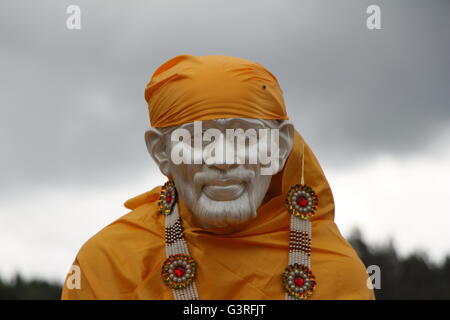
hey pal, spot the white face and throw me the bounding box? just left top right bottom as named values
left=149, top=118, right=293, bottom=231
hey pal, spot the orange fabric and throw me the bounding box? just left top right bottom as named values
left=61, top=54, right=374, bottom=300
left=144, top=54, right=288, bottom=128
left=61, top=131, right=374, bottom=300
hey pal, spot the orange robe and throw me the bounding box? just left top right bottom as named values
left=61, top=133, right=374, bottom=300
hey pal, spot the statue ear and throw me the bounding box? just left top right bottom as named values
left=145, top=128, right=171, bottom=176
left=277, top=121, right=294, bottom=172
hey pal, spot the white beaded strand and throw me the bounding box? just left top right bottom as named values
left=164, top=204, right=199, bottom=300
left=285, top=214, right=313, bottom=300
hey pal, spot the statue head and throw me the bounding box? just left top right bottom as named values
left=143, top=54, right=296, bottom=230
left=145, top=118, right=293, bottom=229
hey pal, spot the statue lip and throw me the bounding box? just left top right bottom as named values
left=202, top=182, right=245, bottom=200
left=205, top=178, right=242, bottom=187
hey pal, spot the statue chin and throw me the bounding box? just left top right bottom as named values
left=191, top=190, right=257, bottom=229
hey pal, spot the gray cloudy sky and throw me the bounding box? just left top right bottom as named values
left=1, top=0, right=449, bottom=282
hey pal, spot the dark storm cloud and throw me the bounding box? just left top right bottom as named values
left=0, top=0, right=449, bottom=195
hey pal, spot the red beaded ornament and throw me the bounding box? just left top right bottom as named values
left=282, top=263, right=316, bottom=300
left=161, top=253, right=197, bottom=289
left=159, top=180, right=177, bottom=215
left=285, top=184, right=318, bottom=219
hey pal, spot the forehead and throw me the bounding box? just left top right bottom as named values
left=175, top=118, right=278, bottom=131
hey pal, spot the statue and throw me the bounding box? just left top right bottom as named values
left=61, top=54, right=374, bottom=300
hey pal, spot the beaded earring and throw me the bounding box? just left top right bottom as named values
left=159, top=180, right=200, bottom=298
left=282, top=142, right=317, bottom=300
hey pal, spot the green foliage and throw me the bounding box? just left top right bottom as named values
left=348, top=229, right=450, bottom=299
left=0, top=274, right=62, bottom=300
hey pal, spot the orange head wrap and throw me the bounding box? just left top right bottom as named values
left=144, top=54, right=288, bottom=128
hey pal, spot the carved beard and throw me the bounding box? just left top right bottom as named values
left=172, top=166, right=272, bottom=230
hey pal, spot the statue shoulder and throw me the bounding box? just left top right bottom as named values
left=63, top=188, right=166, bottom=299
left=78, top=192, right=165, bottom=261
left=312, top=220, right=375, bottom=300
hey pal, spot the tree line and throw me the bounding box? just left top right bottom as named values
left=1, top=229, right=449, bottom=299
